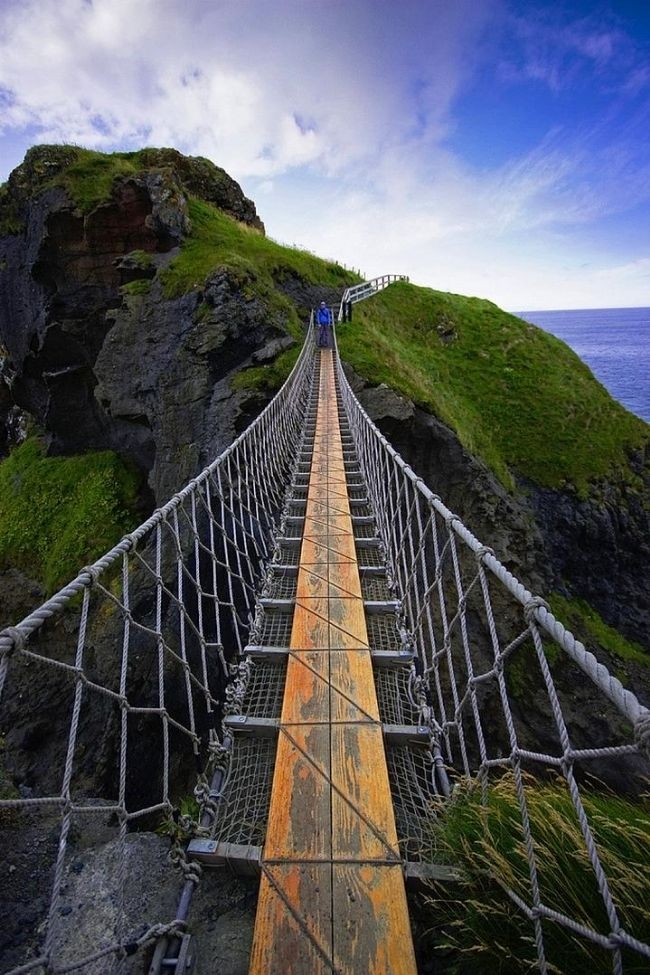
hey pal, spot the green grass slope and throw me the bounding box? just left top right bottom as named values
left=161, top=196, right=356, bottom=301
left=147, top=175, right=647, bottom=495
left=423, top=773, right=650, bottom=974
left=336, top=284, right=649, bottom=492
left=0, top=439, right=143, bottom=594
left=2, top=145, right=648, bottom=500
left=155, top=183, right=648, bottom=496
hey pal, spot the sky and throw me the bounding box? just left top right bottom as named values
left=0, top=0, right=649, bottom=311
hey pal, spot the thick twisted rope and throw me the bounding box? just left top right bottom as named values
left=0, top=327, right=316, bottom=975
left=333, top=330, right=649, bottom=971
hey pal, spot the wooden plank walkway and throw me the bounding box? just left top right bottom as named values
left=249, top=349, right=417, bottom=974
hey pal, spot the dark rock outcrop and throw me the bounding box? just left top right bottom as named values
left=0, top=146, right=282, bottom=505
left=529, top=463, right=649, bottom=645
left=346, top=370, right=649, bottom=663
left=0, top=146, right=648, bottom=969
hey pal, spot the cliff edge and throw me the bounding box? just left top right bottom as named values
left=1, top=143, right=648, bottom=676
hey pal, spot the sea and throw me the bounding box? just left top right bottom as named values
left=516, top=307, right=650, bottom=424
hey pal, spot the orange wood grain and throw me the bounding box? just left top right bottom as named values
left=329, top=651, right=380, bottom=723
left=296, top=565, right=330, bottom=599
left=327, top=596, right=369, bottom=649
left=330, top=724, right=400, bottom=859
left=332, top=864, right=417, bottom=975
left=263, top=724, right=331, bottom=859
left=300, top=534, right=357, bottom=565
left=250, top=866, right=333, bottom=975
left=280, top=651, right=330, bottom=723
left=249, top=349, right=416, bottom=975
left=290, top=599, right=330, bottom=650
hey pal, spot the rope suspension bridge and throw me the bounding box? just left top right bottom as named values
left=0, top=275, right=648, bottom=974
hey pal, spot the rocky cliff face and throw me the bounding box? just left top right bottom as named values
left=346, top=373, right=649, bottom=695
left=1, top=146, right=647, bottom=661
left=0, top=146, right=279, bottom=504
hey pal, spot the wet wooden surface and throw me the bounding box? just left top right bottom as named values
left=249, top=349, right=417, bottom=974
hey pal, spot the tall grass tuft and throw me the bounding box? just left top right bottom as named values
left=422, top=773, right=650, bottom=973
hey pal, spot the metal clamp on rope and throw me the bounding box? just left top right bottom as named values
left=148, top=933, right=196, bottom=974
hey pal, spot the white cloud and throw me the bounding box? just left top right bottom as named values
left=0, top=0, right=492, bottom=178
left=1, top=0, right=649, bottom=311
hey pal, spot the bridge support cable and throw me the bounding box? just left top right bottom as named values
left=0, top=330, right=316, bottom=975
left=333, top=332, right=650, bottom=974
left=1, top=307, right=649, bottom=973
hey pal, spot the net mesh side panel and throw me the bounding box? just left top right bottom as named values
left=366, top=613, right=401, bottom=651
left=276, top=545, right=300, bottom=567
left=239, top=659, right=287, bottom=719
left=286, top=502, right=307, bottom=518
left=386, top=743, right=438, bottom=859
left=361, top=575, right=393, bottom=601
left=210, top=737, right=277, bottom=847
left=375, top=668, right=420, bottom=726
left=357, top=545, right=384, bottom=568
left=351, top=503, right=373, bottom=518
left=263, top=571, right=298, bottom=600
left=257, top=611, right=293, bottom=648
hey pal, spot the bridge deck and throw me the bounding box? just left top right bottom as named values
left=249, top=350, right=417, bottom=974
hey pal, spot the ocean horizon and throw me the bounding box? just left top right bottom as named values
left=516, top=306, right=650, bottom=424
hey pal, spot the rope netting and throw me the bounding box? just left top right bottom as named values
left=0, top=331, right=316, bottom=974
left=336, top=346, right=650, bottom=973
left=1, top=306, right=648, bottom=974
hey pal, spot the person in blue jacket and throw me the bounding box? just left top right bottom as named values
left=316, top=301, right=333, bottom=348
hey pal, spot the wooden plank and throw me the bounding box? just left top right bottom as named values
left=327, top=596, right=369, bottom=649
left=250, top=348, right=417, bottom=975
left=304, top=499, right=332, bottom=522
left=325, top=513, right=354, bottom=534
left=250, top=866, right=334, bottom=975
left=330, top=724, right=400, bottom=859
left=329, top=651, right=380, bottom=723
left=296, top=565, right=330, bottom=599
left=291, top=599, right=330, bottom=650
left=332, top=864, right=417, bottom=975
left=307, top=482, right=330, bottom=504
left=300, top=534, right=357, bottom=565
left=328, top=560, right=363, bottom=599
left=264, top=724, right=331, bottom=859
left=303, top=515, right=336, bottom=536
left=280, top=651, right=330, bottom=723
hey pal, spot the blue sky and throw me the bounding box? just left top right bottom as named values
left=0, top=0, right=649, bottom=310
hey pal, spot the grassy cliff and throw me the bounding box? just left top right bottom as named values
left=4, top=145, right=646, bottom=497
left=1, top=144, right=648, bottom=590
left=159, top=186, right=648, bottom=494
left=335, top=284, right=648, bottom=493
left=0, top=438, right=142, bottom=594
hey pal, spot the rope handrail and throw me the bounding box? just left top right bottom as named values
left=0, top=317, right=648, bottom=973
left=0, top=333, right=313, bottom=658
left=336, top=393, right=648, bottom=732
left=0, top=325, right=318, bottom=975
left=333, top=328, right=649, bottom=973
